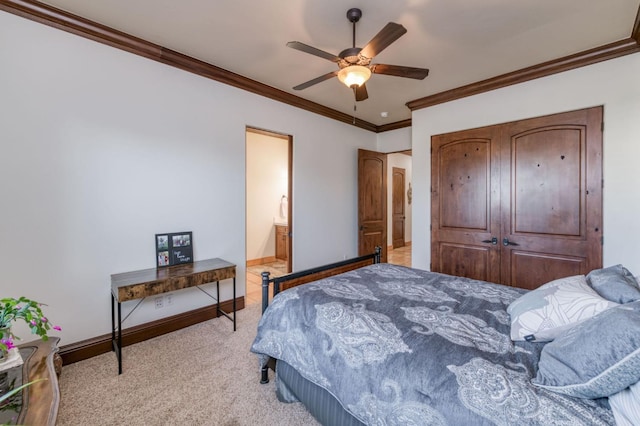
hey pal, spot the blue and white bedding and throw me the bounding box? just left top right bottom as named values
left=251, top=263, right=615, bottom=425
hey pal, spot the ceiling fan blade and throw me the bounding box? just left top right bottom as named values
left=354, top=84, right=369, bottom=102
left=287, top=41, right=341, bottom=63
left=370, top=64, right=429, bottom=80
left=293, top=71, right=339, bottom=90
left=359, top=22, right=407, bottom=59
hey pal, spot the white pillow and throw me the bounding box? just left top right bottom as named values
left=507, top=275, right=618, bottom=342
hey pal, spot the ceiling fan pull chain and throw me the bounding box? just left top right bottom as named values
left=353, top=88, right=358, bottom=111
left=353, top=95, right=357, bottom=124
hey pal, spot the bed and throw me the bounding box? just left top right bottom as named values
left=251, top=252, right=640, bottom=425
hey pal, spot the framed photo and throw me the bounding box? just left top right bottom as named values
left=155, top=231, right=193, bottom=267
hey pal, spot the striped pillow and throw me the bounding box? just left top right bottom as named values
left=610, top=381, right=640, bottom=426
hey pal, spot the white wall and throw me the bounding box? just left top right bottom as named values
left=386, top=153, right=412, bottom=246
left=246, top=132, right=288, bottom=261
left=377, top=126, right=412, bottom=152
left=0, top=12, right=377, bottom=345
left=411, top=53, right=640, bottom=274
left=377, top=127, right=413, bottom=249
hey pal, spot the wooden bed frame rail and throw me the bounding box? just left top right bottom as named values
left=260, top=247, right=382, bottom=314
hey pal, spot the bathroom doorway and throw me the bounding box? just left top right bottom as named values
left=245, top=127, right=292, bottom=305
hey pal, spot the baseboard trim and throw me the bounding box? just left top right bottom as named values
left=246, top=256, right=276, bottom=267
left=59, top=297, right=245, bottom=365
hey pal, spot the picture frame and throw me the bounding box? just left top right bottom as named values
left=155, top=231, right=193, bottom=267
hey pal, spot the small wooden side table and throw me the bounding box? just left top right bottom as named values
left=0, top=337, right=61, bottom=426
left=111, top=258, right=236, bottom=374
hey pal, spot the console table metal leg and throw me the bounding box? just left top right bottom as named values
left=216, top=280, right=220, bottom=318
left=111, top=294, right=115, bottom=351
left=117, top=301, right=122, bottom=375
left=232, top=277, right=236, bottom=331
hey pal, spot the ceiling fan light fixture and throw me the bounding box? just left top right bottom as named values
left=338, top=65, right=371, bottom=88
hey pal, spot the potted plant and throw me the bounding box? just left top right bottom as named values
left=0, top=297, right=61, bottom=366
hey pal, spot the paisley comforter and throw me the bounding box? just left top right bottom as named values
left=251, top=263, right=615, bottom=425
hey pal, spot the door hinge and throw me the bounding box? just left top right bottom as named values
left=601, top=121, right=604, bottom=132
left=601, top=236, right=604, bottom=246
left=602, top=178, right=604, bottom=189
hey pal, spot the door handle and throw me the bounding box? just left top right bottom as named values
left=481, top=237, right=498, bottom=245
left=503, top=237, right=519, bottom=246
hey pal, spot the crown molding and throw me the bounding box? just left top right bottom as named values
left=407, top=37, right=640, bottom=111
left=2, top=0, right=638, bottom=132
left=0, top=0, right=382, bottom=132
left=376, top=119, right=412, bottom=133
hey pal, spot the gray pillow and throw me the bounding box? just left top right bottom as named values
left=532, top=301, right=640, bottom=399
left=587, top=264, right=640, bottom=304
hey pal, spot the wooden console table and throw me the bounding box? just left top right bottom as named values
left=0, top=337, right=61, bottom=426
left=111, top=258, right=236, bottom=374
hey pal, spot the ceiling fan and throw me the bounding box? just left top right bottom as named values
left=287, top=8, right=429, bottom=102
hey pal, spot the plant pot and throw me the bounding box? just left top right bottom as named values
left=0, top=327, right=23, bottom=372
left=0, top=326, right=11, bottom=357
left=0, top=348, right=22, bottom=373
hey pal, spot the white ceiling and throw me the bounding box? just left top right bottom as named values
left=38, top=0, right=640, bottom=126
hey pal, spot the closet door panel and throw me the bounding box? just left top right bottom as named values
left=438, top=243, right=492, bottom=282
left=509, top=251, right=584, bottom=290
left=500, top=107, right=603, bottom=288
left=440, top=140, right=490, bottom=229
left=512, top=128, right=583, bottom=236
left=431, top=127, right=501, bottom=283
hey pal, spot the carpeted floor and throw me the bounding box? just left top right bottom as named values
left=57, top=304, right=319, bottom=425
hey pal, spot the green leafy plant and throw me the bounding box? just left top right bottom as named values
left=0, top=297, right=61, bottom=356
left=0, top=378, right=46, bottom=406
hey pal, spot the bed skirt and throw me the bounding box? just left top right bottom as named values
left=276, top=360, right=364, bottom=426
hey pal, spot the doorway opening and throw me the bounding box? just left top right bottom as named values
left=388, top=150, right=412, bottom=267
left=245, top=127, right=292, bottom=306
left=358, top=148, right=413, bottom=268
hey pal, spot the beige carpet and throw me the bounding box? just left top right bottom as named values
left=58, top=304, right=319, bottom=425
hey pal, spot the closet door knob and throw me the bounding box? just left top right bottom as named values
left=481, top=237, right=498, bottom=245
left=503, top=237, right=519, bottom=246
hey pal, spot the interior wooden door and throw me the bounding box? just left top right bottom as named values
left=500, top=107, right=603, bottom=289
left=392, top=167, right=406, bottom=249
left=431, top=106, right=603, bottom=289
left=431, top=126, right=502, bottom=283
left=358, top=149, right=387, bottom=262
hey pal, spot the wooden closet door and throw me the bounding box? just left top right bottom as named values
left=431, top=126, right=502, bottom=283
left=431, top=106, right=603, bottom=289
left=500, top=107, right=603, bottom=289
